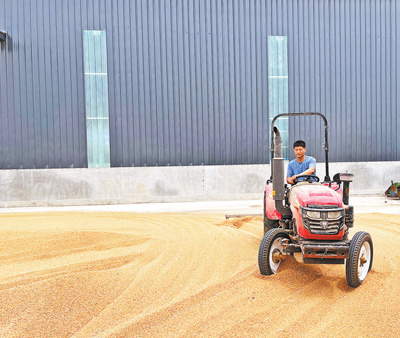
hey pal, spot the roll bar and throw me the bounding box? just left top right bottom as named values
left=270, top=112, right=330, bottom=182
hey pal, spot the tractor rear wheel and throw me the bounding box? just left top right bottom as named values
left=346, top=231, right=373, bottom=288
left=258, top=228, right=289, bottom=275
left=263, top=191, right=279, bottom=233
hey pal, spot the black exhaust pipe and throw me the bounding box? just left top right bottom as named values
left=272, top=127, right=291, bottom=216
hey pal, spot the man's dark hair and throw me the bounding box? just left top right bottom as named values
left=293, top=140, right=306, bottom=148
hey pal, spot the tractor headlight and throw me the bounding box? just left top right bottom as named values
left=306, top=210, right=321, bottom=219
left=327, top=211, right=342, bottom=219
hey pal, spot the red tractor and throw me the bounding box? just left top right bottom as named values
left=259, top=112, right=373, bottom=288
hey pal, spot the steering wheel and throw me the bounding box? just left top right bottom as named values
left=293, top=174, right=320, bottom=184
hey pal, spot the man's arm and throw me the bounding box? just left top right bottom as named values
left=286, top=162, right=295, bottom=184
left=287, top=166, right=315, bottom=184
left=287, top=158, right=316, bottom=184
left=297, top=166, right=315, bottom=176
left=296, top=156, right=317, bottom=178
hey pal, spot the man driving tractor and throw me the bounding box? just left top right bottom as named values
left=286, top=140, right=316, bottom=184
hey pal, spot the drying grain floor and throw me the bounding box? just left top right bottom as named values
left=0, top=211, right=399, bottom=337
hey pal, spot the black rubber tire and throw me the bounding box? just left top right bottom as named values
left=346, top=231, right=374, bottom=288
left=258, top=228, right=289, bottom=275
left=263, top=191, right=279, bottom=234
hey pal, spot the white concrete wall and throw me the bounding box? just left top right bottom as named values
left=0, top=162, right=399, bottom=207
left=320, top=162, right=400, bottom=193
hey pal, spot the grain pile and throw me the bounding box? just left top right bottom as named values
left=0, top=212, right=399, bottom=337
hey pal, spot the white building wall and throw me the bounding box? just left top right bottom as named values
left=0, top=162, right=398, bottom=208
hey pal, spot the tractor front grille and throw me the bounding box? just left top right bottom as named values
left=303, top=218, right=343, bottom=235
left=301, top=205, right=345, bottom=235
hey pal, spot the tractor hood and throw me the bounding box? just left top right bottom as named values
left=289, top=183, right=343, bottom=209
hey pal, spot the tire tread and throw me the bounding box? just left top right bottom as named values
left=258, top=228, right=287, bottom=275
left=346, top=231, right=373, bottom=288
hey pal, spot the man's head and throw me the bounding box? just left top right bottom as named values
left=293, top=140, right=307, bottom=159
left=293, top=140, right=306, bottom=148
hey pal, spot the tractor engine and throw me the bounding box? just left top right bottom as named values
left=288, top=183, right=346, bottom=241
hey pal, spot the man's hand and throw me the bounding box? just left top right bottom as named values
left=287, top=175, right=297, bottom=184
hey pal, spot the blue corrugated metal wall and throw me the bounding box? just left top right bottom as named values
left=287, top=0, right=400, bottom=162
left=0, top=0, right=399, bottom=169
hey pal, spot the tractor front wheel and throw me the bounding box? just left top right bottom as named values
left=258, top=228, right=289, bottom=275
left=346, top=231, right=373, bottom=288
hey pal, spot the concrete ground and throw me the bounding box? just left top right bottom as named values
left=0, top=194, right=399, bottom=215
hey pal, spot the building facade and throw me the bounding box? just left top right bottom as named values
left=1, top=0, right=399, bottom=170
